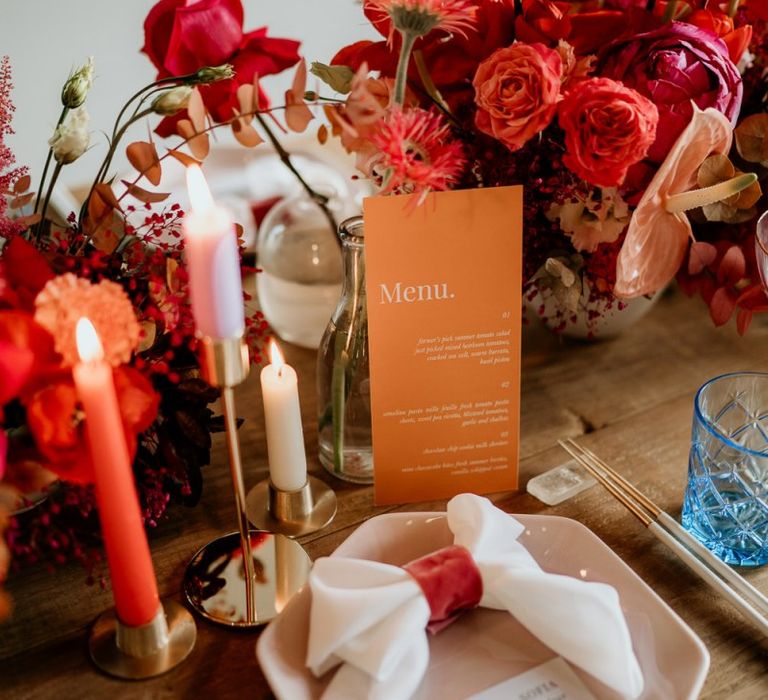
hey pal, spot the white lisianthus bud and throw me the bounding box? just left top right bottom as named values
left=61, top=57, right=95, bottom=109
left=193, top=64, right=235, bottom=84
left=49, top=106, right=90, bottom=164
left=151, top=86, right=193, bottom=116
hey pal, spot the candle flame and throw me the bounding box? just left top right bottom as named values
left=269, top=339, right=285, bottom=372
left=186, top=164, right=214, bottom=214
left=75, top=317, right=105, bottom=363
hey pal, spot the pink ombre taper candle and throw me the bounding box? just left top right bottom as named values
left=73, top=318, right=160, bottom=627
left=182, top=164, right=244, bottom=338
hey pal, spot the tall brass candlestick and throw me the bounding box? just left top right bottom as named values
left=183, top=335, right=311, bottom=628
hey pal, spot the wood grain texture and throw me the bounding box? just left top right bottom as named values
left=2, top=289, right=768, bottom=699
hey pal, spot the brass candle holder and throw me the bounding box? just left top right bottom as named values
left=246, top=475, right=337, bottom=538
left=182, top=335, right=311, bottom=628
left=89, top=600, right=196, bottom=679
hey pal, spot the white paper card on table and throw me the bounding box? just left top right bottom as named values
left=467, top=657, right=598, bottom=700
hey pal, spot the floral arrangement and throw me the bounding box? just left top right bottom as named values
left=315, top=0, right=768, bottom=334
left=0, top=0, right=325, bottom=615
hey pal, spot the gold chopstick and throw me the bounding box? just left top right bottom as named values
left=562, top=438, right=768, bottom=617
left=558, top=439, right=768, bottom=636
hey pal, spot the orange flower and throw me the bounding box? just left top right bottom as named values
left=366, top=0, right=477, bottom=41
left=473, top=43, right=562, bottom=152
left=24, top=367, right=159, bottom=484
left=688, top=9, right=753, bottom=64
left=34, top=274, right=140, bottom=367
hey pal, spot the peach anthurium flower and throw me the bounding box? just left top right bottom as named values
left=615, top=106, right=756, bottom=299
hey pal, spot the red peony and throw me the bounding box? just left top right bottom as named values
left=473, top=43, right=562, bottom=152
left=142, top=0, right=301, bottom=129
left=558, top=77, right=658, bottom=188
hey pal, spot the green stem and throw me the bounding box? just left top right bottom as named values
left=727, top=0, right=739, bottom=17
left=34, top=107, right=68, bottom=213
left=80, top=106, right=155, bottom=224
left=331, top=337, right=348, bottom=474
left=393, top=31, right=417, bottom=106
left=253, top=111, right=339, bottom=243
left=662, top=0, right=678, bottom=22
left=413, top=49, right=452, bottom=116
left=35, top=161, right=63, bottom=240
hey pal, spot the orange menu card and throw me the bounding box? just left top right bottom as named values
left=364, top=186, right=523, bottom=505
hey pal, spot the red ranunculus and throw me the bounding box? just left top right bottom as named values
left=142, top=0, right=301, bottom=128
left=25, top=367, right=160, bottom=484
left=598, top=21, right=742, bottom=162
left=559, top=77, right=659, bottom=188
left=473, top=43, right=562, bottom=152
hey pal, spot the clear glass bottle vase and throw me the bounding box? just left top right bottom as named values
left=316, top=216, right=373, bottom=483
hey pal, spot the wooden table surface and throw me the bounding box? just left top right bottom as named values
left=2, top=288, right=768, bottom=699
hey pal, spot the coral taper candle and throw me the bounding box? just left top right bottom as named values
left=260, top=340, right=308, bottom=491
left=73, top=318, right=160, bottom=627
left=183, top=164, right=244, bottom=338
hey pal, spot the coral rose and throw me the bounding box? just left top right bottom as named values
left=559, top=77, right=658, bottom=188
left=473, top=43, right=562, bottom=152
left=598, top=21, right=742, bottom=162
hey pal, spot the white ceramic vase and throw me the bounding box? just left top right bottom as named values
left=525, top=284, right=662, bottom=339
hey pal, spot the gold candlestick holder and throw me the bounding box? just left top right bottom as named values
left=246, top=475, right=337, bottom=538
left=89, top=600, right=196, bottom=679
left=182, top=335, right=311, bottom=628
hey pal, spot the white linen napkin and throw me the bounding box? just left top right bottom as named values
left=306, top=493, right=644, bottom=699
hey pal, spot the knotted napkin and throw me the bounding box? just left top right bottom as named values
left=306, top=494, right=644, bottom=699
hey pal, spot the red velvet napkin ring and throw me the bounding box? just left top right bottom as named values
left=403, top=544, right=483, bottom=634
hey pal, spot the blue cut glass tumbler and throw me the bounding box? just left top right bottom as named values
left=682, top=372, right=768, bottom=566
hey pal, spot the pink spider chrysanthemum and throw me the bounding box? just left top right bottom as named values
left=366, top=0, right=477, bottom=41
left=371, top=107, right=467, bottom=197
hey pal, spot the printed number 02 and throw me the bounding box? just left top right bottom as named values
left=500, top=381, right=510, bottom=389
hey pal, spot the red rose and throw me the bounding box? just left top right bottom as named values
left=473, top=43, right=562, bottom=152
left=142, top=0, right=301, bottom=127
left=558, top=77, right=659, bottom=188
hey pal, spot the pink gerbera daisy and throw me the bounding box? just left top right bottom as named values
left=366, top=0, right=477, bottom=40
left=371, top=107, right=466, bottom=197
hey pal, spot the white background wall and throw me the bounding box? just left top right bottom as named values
left=1, top=0, right=377, bottom=194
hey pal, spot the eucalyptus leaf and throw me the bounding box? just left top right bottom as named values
left=310, top=61, right=355, bottom=94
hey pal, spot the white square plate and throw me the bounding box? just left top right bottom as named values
left=257, top=512, right=709, bottom=700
